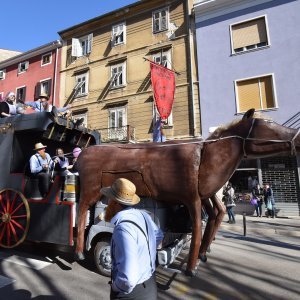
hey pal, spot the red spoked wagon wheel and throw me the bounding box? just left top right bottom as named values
left=0, top=189, right=30, bottom=248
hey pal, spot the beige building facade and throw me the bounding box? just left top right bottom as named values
left=58, top=0, right=200, bottom=142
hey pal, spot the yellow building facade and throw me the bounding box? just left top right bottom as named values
left=58, top=0, right=200, bottom=142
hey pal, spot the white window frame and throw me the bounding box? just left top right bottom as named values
left=110, top=62, right=126, bottom=89
left=40, top=78, right=51, bottom=96
left=41, top=52, right=52, bottom=66
left=74, top=73, right=89, bottom=97
left=152, top=50, right=171, bottom=69
left=16, top=85, right=26, bottom=102
left=0, top=69, right=6, bottom=80
left=108, top=106, right=128, bottom=140
left=18, top=61, right=29, bottom=74
left=152, top=7, right=169, bottom=33
left=230, top=15, right=271, bottom=55
left=234, top=73, right=278, bottom=113
left=112, top=22, right=126, bottom=46
left=153, top=103, right=173, bottom=126
left=72, top=33, right=93, bottom=58
left=73, top=112, right=88, bottom=127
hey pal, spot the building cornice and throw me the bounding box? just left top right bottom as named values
left=0, top=40, right=62, bottom=69
left=194, top=0, right=273, bottom=22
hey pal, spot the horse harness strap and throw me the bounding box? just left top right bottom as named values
left=291, top=128, right=300, bottom=156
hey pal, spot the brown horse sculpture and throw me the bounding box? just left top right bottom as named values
left=75, top=109, right=300, bottom=275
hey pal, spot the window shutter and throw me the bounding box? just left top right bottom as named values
left=72, top=38, right=82, bottom=57
left=34, top=82, right=41, bottom=99
left=237, top=79, right=260, bottom=112
left=25, top=61, right=29, bottom=70
left=87, top=34, right=93, bottom=54
left=260, top=76, right=274, bottom=109
left=232, top=18, right=267, bottom=50
left=47, top=79, right=52, bottom=98
left=22, top=87, right=27, bottom=101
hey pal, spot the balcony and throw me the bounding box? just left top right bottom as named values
left=99, top=125, right=135, bottom=143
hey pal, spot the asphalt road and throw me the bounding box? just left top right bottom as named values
left=0, top=215, right=299, bottom=300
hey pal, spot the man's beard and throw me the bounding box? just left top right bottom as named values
left=40, top=151, right=46, bottom=160
left=7, top=100, right=13, bottom=104
left=104, top=201, right=119, bottom=222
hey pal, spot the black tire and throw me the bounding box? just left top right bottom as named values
left=94, top=237, right=112, bottom=277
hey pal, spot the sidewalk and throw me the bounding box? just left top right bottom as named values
left=221, top=214, right=300, bottom=237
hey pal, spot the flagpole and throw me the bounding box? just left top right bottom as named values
left=143, top=57, right=180, bottom=75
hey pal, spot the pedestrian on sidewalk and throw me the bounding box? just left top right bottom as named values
left=251, top=183, right=262, bottom=217
left=223, top=182, right=236, bottom=224
left=265, top=183, right=276, bottom=218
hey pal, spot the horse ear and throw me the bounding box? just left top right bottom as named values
left=242, top=108, right=255, bottom=120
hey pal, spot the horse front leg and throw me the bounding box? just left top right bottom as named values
left=199, top=194, right=225, bottom=261
left=75, top=199, right=90, bottom=260
left=185, top=197, right=202, bottom=276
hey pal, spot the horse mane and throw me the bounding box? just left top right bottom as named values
left=207, top=112, right=272, bottom=139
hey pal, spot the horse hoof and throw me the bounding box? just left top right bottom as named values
left=199, top=254, right=207, bottom=263
left=185, top=269, right=195, bottom=277
left=75, top=252, right=85, bottom=261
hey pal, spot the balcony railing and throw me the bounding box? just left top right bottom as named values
left=99, top=125, right=135, bottom=143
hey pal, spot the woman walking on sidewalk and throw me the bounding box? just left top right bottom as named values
left=223, top=182, right=236, bottom=224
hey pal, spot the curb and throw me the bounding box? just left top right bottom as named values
left=220, top=223, right=300, bottom=237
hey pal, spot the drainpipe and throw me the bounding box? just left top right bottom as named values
left=185, top=0, right=196, bottom=136
left=52, top=40, right=61, bottom=106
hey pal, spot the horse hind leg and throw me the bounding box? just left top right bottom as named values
left=199, top=194, right=225, bottom=261
left=185, top=197, right=202, bottom=276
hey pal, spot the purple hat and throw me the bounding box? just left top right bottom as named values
left=73, top=147, right=82, bottom=158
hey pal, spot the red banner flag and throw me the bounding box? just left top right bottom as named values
left=150, top=62, right=175, bottom=120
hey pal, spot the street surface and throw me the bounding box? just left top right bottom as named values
left=0, top=215, right=299, bottom=300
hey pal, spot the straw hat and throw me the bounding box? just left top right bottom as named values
left=33, top=142, right=47, bottom=151
left=100, top=178, right=140, bottom=206
left=39, top=92, right=49, bottom=100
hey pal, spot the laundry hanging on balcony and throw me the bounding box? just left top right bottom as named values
left=150, top=61, right=175, bottom=120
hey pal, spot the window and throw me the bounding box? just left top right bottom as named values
left=153, top=50, right=171, bottom=68
left=72, top=33, right=93, bottom=58
left=153, top=8, right=168, bottom=33
left=16, top=86, right=26, bottom=102
left=108, top=106, right=127, bottom=140
left=110, top=63, right=126, bottom=88
left=235, top=74, right=276, bottom=113
left=153, top=103, right=173, bottom=126
left=74, top=73, right=88, bottom=97
left=231, top=16, right=269, bottom=54
left=40, top=79, right=52, bottom=96
left=41, top=53, right=52, bottom=66
left=0, top=69, right=5, bottom=80
left=18, top=61, right=29, bottom=73
left=112, top=23, right=126, bottom=46
left=73, top=112, right=88, bottom=127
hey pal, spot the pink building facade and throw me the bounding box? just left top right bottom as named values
left=0, top=40, right=61, bottom=106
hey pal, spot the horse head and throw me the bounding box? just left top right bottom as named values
left=242, top=109, right=300, bottom=158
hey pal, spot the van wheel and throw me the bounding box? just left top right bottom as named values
left=94, top=237, right=112, bottom=277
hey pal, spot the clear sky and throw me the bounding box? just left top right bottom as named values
left=1, top=0, right=138, bottom=52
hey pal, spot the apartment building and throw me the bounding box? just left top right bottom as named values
left=194, top=0, right=300, bottom=215
left=0, top=41, right=62, bottom=106
left=58, top=0, right=200, bottom=142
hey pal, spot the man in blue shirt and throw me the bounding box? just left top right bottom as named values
left=101, top=178, right=164, bottom=300
left=29, top=142, right=54, bottom=197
